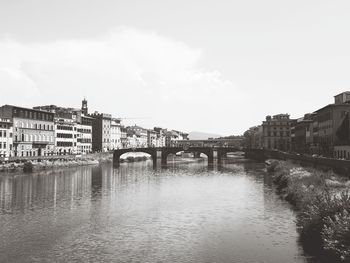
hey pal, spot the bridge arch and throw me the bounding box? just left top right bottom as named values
left=113, top=148, right=157, bottom=167
left=216, top=147, right=242, bottom=163
left=161, top=147, right=214, bottom=166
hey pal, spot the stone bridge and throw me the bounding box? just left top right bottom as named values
left=113, top=147, right=244, bottom=167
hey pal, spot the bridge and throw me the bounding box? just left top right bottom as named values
left=113, top=146, right=244, bottom=167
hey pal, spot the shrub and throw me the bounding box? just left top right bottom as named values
left=298, top=191, right=350, bottom=253
left=23, top=161, right=33, bottom=173
left=322, top=192, right=350, bottom=261
left=266, top=160, right=280, bottom=173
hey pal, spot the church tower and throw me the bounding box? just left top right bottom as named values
left=82, top=97, right=88, bottom=115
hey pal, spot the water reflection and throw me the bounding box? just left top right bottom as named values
left=0, top=160, right=312, bottom=263
left=0, top=167, right=93, bottom=215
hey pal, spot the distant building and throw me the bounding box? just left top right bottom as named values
left=147, top=129, right=157, bottom=147
left=126, top=125, right=148, bottom=148
left=120, top=126, right=128, bottom=148
left=0, top=118, right=13, bottom=158
left=165, top=130, right=189, bottom=147
left=0, top=105, right=55, bottom=157
left=153, top=127, right=167, bottom=147
left=262, top=114, right=292, bottom=151
left=76, top=113, right=93, bottom=154
left=110, top=118, right=122, bottom=150
left=291, top=113, right=315, bottom=154
left=89, top=112, right=112, bottom=152
left=81, top=97, right=88, bottom=115
left=177, top=138, right=244, bottom=148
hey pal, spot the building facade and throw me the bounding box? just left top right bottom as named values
left=0, top=105, right=55, bottom=157
left=76, top=114, right=93, bottom=154
left=0, top=118, right=13, bottom=158
left=291, top=114, right=314, bottom=154
left=110, top=118, right=122, bottom=150
left=34, top=105, right=79, bottom=155
left=147, top=130, right=157, bottom=147
left=262, top=114, right=292, bottom=151
left=120, top=126, right=128, bottom=148
left=89, top=112, right=112, bottom=152
left=126, top=125, right=148, bottom=148
left=153, top=127, right=166, bottom=147
left=315, top=101, right=349, bottom=157
left=54, top=116, right=78, bottom=155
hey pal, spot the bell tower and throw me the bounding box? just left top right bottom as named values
left=82, top=97, right=88, bottom=115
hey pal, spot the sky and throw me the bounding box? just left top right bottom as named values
left=1, top=0, right=350, bottom=135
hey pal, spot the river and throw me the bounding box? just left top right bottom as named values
left=0, top=158, right=314, bottom=263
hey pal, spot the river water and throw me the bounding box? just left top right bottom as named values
left=0, top=158, right=313, bottom=263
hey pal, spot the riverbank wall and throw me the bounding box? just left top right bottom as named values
left=245, top=149, right=350, bottom=177
left=0, top=152, right=113, bottom=173
left=267, top=160, right=350, bottom=262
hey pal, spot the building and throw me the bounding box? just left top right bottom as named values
left=76, top=113, right=93, bottom=154
left=0, top=105, right=55, bottom=157
left=89, top=112, right=112, bottom=152
left=81, top=97, right=88, bottom=115
left=165, top=130, right=189, bottom=147
left=291, top=114, right=314, bottom=154
left=334, top=91, right=350, bottom=105
left=54, top=116, right=78, bottom=155
left=126, top=125, right=148, bottom=148
left=177, top=138, right=244, bottom=148
left=0, top=118, right=13, bottom=158
left=120, top=126, right=128, bottom=148
left=314, top=92, right=350, bottom=157
left=153, top=127, right=167, bottom=147
left=110, top=118, right=122, bottom=150
left=262, top=114, right=292, bottom=151
left=147, top=129, right=157, bottom=147
left=33, top=105, right=78, bottom=155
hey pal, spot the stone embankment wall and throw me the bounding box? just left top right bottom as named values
left=245, top=149, right=350, bottom=177
left=0, top=152, right=112, bottom=164
left=0, top=152, right=113, bottom=173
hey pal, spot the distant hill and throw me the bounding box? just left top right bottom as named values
left=188, top=131, right=222, bottom=140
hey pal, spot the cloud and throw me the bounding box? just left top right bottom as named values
left=0, top=27, right=237, bottom=134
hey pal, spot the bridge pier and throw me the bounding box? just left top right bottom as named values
left=113, top=152, right=121, bottom=167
